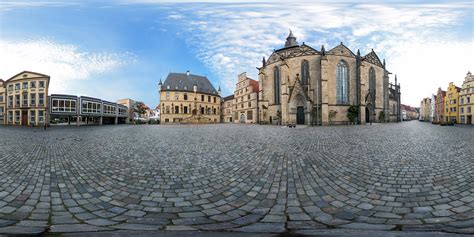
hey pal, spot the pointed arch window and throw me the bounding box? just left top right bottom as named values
left=369, top=67, right=376, bottom=100
left=274, top=66, right=281, bottom=104
left=336, top=61, right=349, bottom=104
left=301, top=60, right=309, bottom=86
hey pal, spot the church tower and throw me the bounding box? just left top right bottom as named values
left=284, top=30, right=298, bottom=48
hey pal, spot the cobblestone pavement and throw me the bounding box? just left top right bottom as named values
left=0, top=122, right=473, bottom=235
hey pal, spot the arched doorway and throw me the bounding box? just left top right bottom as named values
left=365, top=107, right=370, bottom=123
left=297, top=106, right=305, bottom=124
left=240, top=113, right=246, bottom=123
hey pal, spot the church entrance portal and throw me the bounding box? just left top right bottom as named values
left=297, top=106, right=305, bottom=124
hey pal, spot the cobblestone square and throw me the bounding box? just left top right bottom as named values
left=0, top=122, right=473, bottom=235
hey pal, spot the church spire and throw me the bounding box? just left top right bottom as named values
left=285, top=29, right=297, bottom=48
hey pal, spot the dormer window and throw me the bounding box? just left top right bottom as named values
left=184, top=86, right=187, bottom=90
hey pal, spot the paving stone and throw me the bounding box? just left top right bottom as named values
left=339, top=223, right=396, bottom=230
left=0, top=123, right=473, bottom=234
left=232, top=222, right=285, bottom=233
left=49, top=224, right=109, bottom=233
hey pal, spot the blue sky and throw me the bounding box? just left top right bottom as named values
left=0, top=1, right=473, bottom=108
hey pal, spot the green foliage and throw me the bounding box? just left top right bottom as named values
left=379, top=111, right=385, bottom=122
left=347, top=105, right=359, bottom=123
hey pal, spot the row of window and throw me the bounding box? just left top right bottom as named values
left=7, top=81, right=46, bottom=91
left=81, top=101, right=102, bottom=114
left=7, top=93, right=45, bottom=107
left=272, top=61, right=374, bottom=105
left=165, top=92, right=218, bottom=103
left=460, top=106, right=472, bottom=114
left=7, top=110, right=45, bottom=124
left=162, top=105, right=218, bottom=115
left=235, top=101, right=252, bottom=109
left=52, top=99, right=77, bottom=112
left=103, top=104, right=117, bottom=115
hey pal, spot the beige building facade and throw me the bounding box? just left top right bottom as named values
left=233, top=73, right=259, bottom=123
left=117, top=98, right=136, bottom=123
left=222, top=95, right=234, bottom=123
left=159, top=71, right=221, bottom=124
left=257, top=31, right=399, bottom=125
left=2, top=71, right=49, bottom=126
left=459, top=71, right=474, bottom=125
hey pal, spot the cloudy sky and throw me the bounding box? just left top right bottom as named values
left=0, top=0, right=472, bottom=107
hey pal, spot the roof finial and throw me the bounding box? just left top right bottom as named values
left=285, top=29, right=297, bottom=48
left=383, top=59, right=386, bottom=69
left=321, top=45, right=325, bottom=55
left=262, top=56, right=266, bottom=67
left=357, top=49, right=360, bottom=57
left=158, top=77, right=162, bottom=85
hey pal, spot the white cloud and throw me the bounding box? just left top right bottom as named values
left=0, top=39, right=132, bottom=94
left=157, top=2, right=471, bottom=107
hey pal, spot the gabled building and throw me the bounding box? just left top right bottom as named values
left=2, top=71, right=50, bottom=126
left=159, top=71, right=221, bottom=124
left=459, top=71, right=474, bottom=124
left=233, top=72, right=259, bottom=123
left=257, top=30, right=400, bottom=125
left=444, top=82, right=461, bottom=123
left=434, top=88, right=446, bottom=123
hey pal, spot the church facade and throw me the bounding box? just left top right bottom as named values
left=257, top=31, right=401, bottom=125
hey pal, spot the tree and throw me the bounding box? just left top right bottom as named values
left=378, top=111, right=385, bottom=123
left=132, top=101, right=149, bottom=123
left=347, top=105, right=359, bottom=124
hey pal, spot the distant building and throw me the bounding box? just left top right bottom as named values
left=159, top=71, right=221, bottom=124
left=233, top=72, right=259, bottom=123
left=222, top=95, right=234, bottom=123
left=400, top=104, right=418, bottom=121
left=434, top=88, right=446, bottom=123
left=419, top=97, right=431, bottom=121
left=430, top=94, right=436, bottom=122
left=459, top=71, right=474, bottom=124
left=2, top=71, right=50, bottom=126
left=50, top=94, right=127, bottom=125
left=444, top=82, right=461, bottom=123
left=117, top=98, right=136, bottom=123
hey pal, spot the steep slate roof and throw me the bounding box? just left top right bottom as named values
left=223, top=95, right=234, bottom=101
left=162, top=72, right=218, bottom=95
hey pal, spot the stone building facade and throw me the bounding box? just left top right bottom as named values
left=459, top=71, right=474, bottom=125
left=159, top=71, right=221, bottom=124
left=233, top=73, right=259, bottom=123
left=419, top=97, right=431, bottom=122
left=434, top=88, right=446, bottom=123
left=2, top=71, right=50, bottom=126
left=222, top=95, right=234, bottom=123
left=257, top=31, right=400, bottom=125
left=444, top=82, right=461, bottom=123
